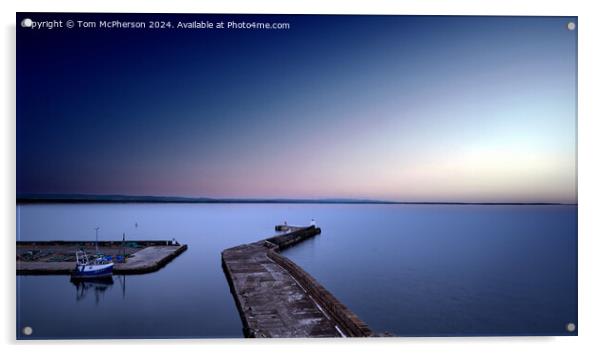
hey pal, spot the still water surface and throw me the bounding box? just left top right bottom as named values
left=16, top=203, right=577, bottom=338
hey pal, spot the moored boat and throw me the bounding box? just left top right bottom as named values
left=71, top=249, right=114, bottom=279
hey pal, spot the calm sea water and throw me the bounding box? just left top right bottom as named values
left=16, top=203, right=577, bottom=339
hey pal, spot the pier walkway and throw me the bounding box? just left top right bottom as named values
left=221, top=225, right=373, bottom=338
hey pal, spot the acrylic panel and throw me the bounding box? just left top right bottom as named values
left=16, top=13, right=577, bottom=339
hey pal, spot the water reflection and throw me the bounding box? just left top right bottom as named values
left=70, top=276, right=120, bottom=304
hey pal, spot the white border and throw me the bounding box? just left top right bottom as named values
left=3, top=1, right=601, bottom=353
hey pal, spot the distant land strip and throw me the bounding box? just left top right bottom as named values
left=16, top=194, right=577, bottom=206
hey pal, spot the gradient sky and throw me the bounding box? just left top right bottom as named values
left=17, top=14, right=577, bottom=203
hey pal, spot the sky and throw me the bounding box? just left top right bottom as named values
left=17, top=14, right=577, bottom=203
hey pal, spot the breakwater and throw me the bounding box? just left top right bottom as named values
left=221, top=225, right=373, bottom=338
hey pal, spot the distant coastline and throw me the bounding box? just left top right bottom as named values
left=16, top=194, right=577, bottom=206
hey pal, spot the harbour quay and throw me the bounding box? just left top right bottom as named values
left=16, top=240, right=187, bottom=275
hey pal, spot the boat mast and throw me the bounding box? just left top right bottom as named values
left=95, top=227, right=100, bottom=254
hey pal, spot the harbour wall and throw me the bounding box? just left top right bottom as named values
left=221, top=225, right=373, bottom=337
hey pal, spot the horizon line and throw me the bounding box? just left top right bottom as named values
left=15, top=193, right=578, bottom=206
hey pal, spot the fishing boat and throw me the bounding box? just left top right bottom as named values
left=71, top=227, right=114, bottom=279
left=71, top=250, right=114, bottom=279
